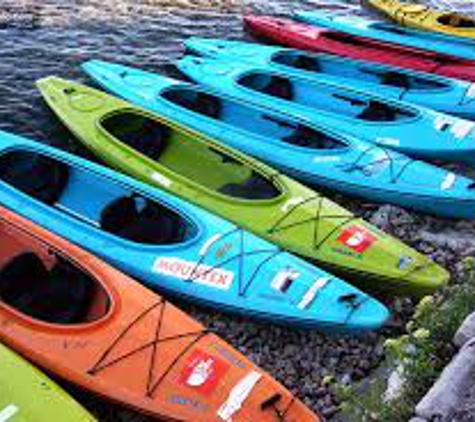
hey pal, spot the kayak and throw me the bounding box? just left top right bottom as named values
left=37, top=76, right=449, bottom=297
left=0, top=130, right=390, bottom=332
left=177, top=55, right=475, bottom=164
left=82, top=59, right=475, bottom=220
left=0, top=342, right=95, bottom=421
left=295, top=11, right=475, bottom=62
left=365, top=0, right=475, bottom=40
left=0, top=205, right=319, bottom=421
left=243, top=15, right=475, bottom=83
left=185, top=37, right=475, bottom=120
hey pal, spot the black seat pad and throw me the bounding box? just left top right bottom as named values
left=163, top=89, right=221, bottom=119
left=0, top=252, right=91, bottom=324
left=219, top=173, right=279, bottom=200
left=260, top=76, right=294, bottom=100
left=100, top=196, right=183, bottom=244
left=284, top=125, right=342, bottom=149
left=0, top=153, right=69, bottom=205
left=358, top=101, right=396, bottom=122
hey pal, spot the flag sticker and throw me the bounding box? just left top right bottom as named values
left=179, top=350, right=229, bottom=396
left=337, top=226, right=377, bottom=254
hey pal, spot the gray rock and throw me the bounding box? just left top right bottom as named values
left=408, top=418, right=427, bottom=422
left=454, top=311, right=475, bottom=348
left=416, top=339, right=475, bottom=420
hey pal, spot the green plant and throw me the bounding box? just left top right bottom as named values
left=335, top=258, right=475, bottom=421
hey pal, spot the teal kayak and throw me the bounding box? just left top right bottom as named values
left=177, top=55, right=475, bottom=164
left=295, top=11, right=475, bottom=62
left=82, top=59, right=475, bottom=220
left=185, top=37, right=475, bottom=120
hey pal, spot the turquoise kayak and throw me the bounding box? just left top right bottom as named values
left=185, top=37, right=475, bottom=119
left=0, top=129, right=390, bottom=331
left=177, top=55, right=475, bottom=164
left=295, top=11, right=475, bottom=62
left=82, top=59, right=475, bottom=219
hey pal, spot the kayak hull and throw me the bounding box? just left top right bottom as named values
left=243, top=15, right=475, bottom=83
left=37, top=76, right=450, bottom=297
left=0, top=205, right=319, bottom=421
left=0, top=342, right=95, bottom=421
left=81, top=59, right=475, bottom=221
left=185, top=37, right=475, bottom=120
left=366, top=0, right=475, bottom=40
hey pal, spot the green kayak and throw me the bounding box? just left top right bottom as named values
left=0, top=342, right=95, bottom=421
left=37, top=76, right=449, bottom=296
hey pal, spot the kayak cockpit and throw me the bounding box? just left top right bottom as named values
left=238, top=72, right=417, bottom=123
left=436, top=13, right=475, bottom=28
left=0, top=221, right=110, bottom=325
left=271, top=50, right=447, bottom=91
left=100, top=110, right=282, bottom=200
left=161, top=86, right=347, bottom=150
left=0, top=149, right=195, bottom=245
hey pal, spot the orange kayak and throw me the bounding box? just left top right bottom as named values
left=0, top=205, right=319, bottom=422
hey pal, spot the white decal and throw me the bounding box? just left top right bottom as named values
left=281, top=197, right=305, bottom=212
left=218, top=371, right=263, bottom=421
left=298, top=277, right=330, bottom=310
left=151, top=172, right=172, bottom=187
left=376, top=137, right=400, bottom=147
left=199, top=234, right=223, bottom=256
left=187, top=358, right=214, bottom=387
left=466, top=84, right=475, bottom=100
left=452, top=120, right=475, bottom=139
left=153, top=257, right=234, bottom=290
left=313, top=156, right=341, bottom=163
left=0, top=405, right=18, bottom=422
left=435, top=115, right=455, bottom=131
left=271, top=268, right=300, bottom=292
left=441, top=173, right=456, bottom=191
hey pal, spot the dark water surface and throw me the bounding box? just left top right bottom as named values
left=1, top=0, right=475, bottom=420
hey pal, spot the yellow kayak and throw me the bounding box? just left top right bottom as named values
left=366, top=0, right=475, bottom=40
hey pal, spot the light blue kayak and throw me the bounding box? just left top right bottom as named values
left=295, top=11, right=475, bottom=62
left=185, top=37, right=475, bottom=120
left=0, top=129, right=390, bottom=331
left=177, top=55, right=475, bottom=164
left=83, top=59, right=475, bottom=219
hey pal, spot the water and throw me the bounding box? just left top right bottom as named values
left=0, top=0, right=474, bottom=420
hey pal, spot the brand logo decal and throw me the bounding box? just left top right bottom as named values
left=337, top=226, right=377, bottom=254
left=153, top=257, right=234, bottom=290
left=179, top=350, right=229, bottom=395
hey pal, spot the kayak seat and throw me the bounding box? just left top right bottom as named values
left=437, top=13, right=475, bottom=28
left=163, top=89, right=221, bottom=119
left=283, top=125, right=344, bottom=149
left=0, top=152, right=69, bottom=205
left=100, top=196, right=183, bottom=244
left=292, top=55, right=320, bottom=72
left=380, top=72, right=410, bottom=89
left=0, top=252, right=92, bottom=324
left=358, top=101, right=397, bottom=122
left=102, top=112, right=168, bottom=161
left=219, top=172, right=279, bottom=200
left=273, top=52, right=320, bottom=72
left=240, top=74, right=294, bottom=101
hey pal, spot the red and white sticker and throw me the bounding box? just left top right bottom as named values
left=179, top=350, right=229, bottom=395
left=337, top=226, right=377, bottom=254
left=153, top=257, right=234, bottom=290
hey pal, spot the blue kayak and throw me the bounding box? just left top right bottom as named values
left=0, top=130, right=389, bottom=331
left=82, top=59, right=475, bottom=220
left=177, top=55, right=475, bottom=164
left=185, top=37, right=475, bottom=120
left=295, top=11, right=475, bottom=62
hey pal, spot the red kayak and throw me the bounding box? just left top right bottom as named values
left=244, top=15, right=475, bottom=82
